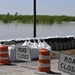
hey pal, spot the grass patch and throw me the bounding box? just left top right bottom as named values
left=51, top=49, right=75, bottom=59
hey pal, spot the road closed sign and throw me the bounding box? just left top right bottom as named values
left=16, top=46, right=31, bottom=61
left=58, top=53, right=75, bottom=75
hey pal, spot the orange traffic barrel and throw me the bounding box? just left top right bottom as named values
left=0, top=44, right=10, bottom=65
left=38, top=48, right=51, bottom=72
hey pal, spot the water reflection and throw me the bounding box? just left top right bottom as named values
left=0, top=22, right=75, bottom=40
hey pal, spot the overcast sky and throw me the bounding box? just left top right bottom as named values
left=0, top=0, right=75, bottom=16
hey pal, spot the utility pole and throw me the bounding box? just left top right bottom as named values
left=33, top=0, right=36, bottom=37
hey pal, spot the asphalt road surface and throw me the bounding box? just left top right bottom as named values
left=0, top=59, right=70, bottom=75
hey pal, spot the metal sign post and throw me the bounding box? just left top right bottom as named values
left=33, top=0, right=36, bottom=37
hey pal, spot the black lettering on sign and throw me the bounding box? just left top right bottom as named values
left=60, top=63, right=75, bottom=73
left=67, top=65, right=71, bottom=71
left=18, top=48, right=27, bottom=53
left=60, top=63, right=64, bottom=69
left=64, top=57, right=72, bottom=63
left=17, top=54, right=29, bottom=59
left=72, top=59, right=75, bottom=65
left=64, top=56, right=75, bottom=65
left=68, top=58, right=72, bottom=63
left=26, top=55, right=29, bottom=59
left=64, top=57, right=68, bottom=62
left=17, top=54, right=20, bottom=58
left=64, top=64, right=67, bottom=70
left=71, top=66, right=75, bottom=72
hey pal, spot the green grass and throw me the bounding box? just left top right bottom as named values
left=51, top=49, right=75, bottom=59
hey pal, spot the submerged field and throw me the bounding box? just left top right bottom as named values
left=0, top=14, right=75, bottom=24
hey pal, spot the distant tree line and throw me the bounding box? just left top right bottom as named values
left=0, top=13, right=75, bottom=24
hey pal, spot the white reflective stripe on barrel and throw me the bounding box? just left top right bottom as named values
left=0, top=57, right=9, bottom=60
left=0, top=51, right=8, bottom=54
left=39, top=55, right=50, bottom=59
left=38, top=63, right=50, bottom=67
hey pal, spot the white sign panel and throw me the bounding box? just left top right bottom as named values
left=16, top=46, right=31, bottom=61
left=58, top=53, right=75, bottom=75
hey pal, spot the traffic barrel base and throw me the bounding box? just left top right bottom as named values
left=35, top=71, right=61, bottom=75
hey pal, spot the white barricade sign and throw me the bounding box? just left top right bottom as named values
left=58, top=53, right=75, bottom=75
left=16, top=46, right=31, bottom=61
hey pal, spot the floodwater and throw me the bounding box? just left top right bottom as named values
left=0, top=22, right=75, bottom=40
